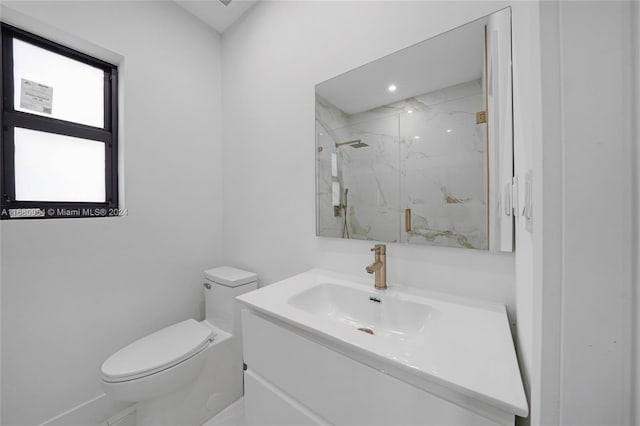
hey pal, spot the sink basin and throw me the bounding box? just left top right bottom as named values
left=288, top=283, right=435, bottom=337
left=236, top=268, right=528, bottom=419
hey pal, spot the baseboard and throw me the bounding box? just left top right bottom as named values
left=39, top=394, right=134, bottom=426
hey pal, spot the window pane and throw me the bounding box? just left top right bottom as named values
left=14, top=128, right=106, bottom=202
left=13, top=39, right=105, bottom=128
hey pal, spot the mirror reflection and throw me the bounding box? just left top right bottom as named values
left=315, top=9, right=513, bottom=251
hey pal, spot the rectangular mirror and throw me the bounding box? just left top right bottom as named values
left=315, top=8, right=513, bottom=251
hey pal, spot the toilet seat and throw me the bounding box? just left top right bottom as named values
left=101, top=319, right=213, bottom=383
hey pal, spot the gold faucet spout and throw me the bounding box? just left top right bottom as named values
left=366, top=244, right=387, bottom=290
left=366, top=261, right=382, bottom=274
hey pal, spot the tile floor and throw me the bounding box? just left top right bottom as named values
left=202, top=398, right=246, bottom=426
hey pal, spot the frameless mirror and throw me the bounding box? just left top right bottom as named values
left=315, top=8, right=513, bottom=251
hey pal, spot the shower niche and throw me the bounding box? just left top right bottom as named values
left=315, top=8, right=514, bottom=252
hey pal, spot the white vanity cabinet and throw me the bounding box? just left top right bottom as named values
left=241, top=310, right=513, bottom=426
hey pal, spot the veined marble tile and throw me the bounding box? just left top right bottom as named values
left=315, top=79, right=487, bottom=249
left=333, top=115, right=401, bottom=242
left=400, top=79, right=487, bottom=249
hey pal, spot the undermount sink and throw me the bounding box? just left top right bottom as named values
left=236, top=268, right=528, bottom=419
left=288, top=283, right=435, bottom=337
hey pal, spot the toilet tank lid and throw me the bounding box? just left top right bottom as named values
left=204, top=266, right=257, bottom=287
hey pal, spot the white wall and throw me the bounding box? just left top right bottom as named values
left=221, top=0, right=540, bottom=417
left=558, top=3, right=633, bottom=424
left=633, top=0, right=640, bottom=423
left=535, top=2, right=636, bottom=425
left=534, top=2, right=563, bottom=424
left=7, top=3, right=634, bottom=426
left=510, top=7, right=543, bottom=421
left=0, top=2, right=223, bottom=425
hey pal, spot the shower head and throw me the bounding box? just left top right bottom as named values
left=335, top=139, right=369, bottom=149
left=349, top=142, right=369, bottom=148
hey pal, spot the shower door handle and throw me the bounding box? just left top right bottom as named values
left=405, top=209, right=412, bottom=232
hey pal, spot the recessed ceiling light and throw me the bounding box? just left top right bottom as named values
left=446, top=129, right=452, bottom=133
left=414, top=135, right=421, bottom=140
left=388, top=84, right=397, bottom=92
left=407, top=109, right=413, bottom=114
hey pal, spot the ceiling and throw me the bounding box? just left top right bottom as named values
left=316, top=17, right=485, bottom=115
left=174, top=0, right=258, bottom=33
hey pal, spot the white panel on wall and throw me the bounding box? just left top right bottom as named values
left=555, top=2, right=634, bottom=425
left=634, top=2, right=640, bottom=423
left=528, top=2, right=637, bottom=425
left=510, top=4, right=543, bottom=425
left=486, top=8, right=514, bottom=252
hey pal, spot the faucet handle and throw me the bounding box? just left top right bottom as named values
left=370, top=244, right=386, bottom=254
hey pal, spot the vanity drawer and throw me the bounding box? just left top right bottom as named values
left=244, top=369, right=326, bottom=426
left=242, top=310, right=504, bottom=426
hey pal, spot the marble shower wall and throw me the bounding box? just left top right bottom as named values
left=400, top=80, right=487, bottom=249
left=316, top=79, right=487, bottom=249
left=315, top=96, right=347, bottom=238
left=332, top=114, right=401, bottom=242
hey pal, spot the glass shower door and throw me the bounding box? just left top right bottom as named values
left=316, top=113, right=401, bottom=242
left=399, top=80, right=488, bottom=249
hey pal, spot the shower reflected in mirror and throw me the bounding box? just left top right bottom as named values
left=315, top=8, right=514, bottom=251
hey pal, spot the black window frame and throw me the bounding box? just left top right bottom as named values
left=0, top=23, right=118, bottom=220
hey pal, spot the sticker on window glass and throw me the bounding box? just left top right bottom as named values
left=20, top=78, right=53, bottom=114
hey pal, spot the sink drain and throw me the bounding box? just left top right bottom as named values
left=357, top=327, right=374, bottom=335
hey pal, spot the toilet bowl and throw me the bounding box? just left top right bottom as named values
left=100, top=267, right=258, bottom=426
left=101, top=318, right=213, bottom=402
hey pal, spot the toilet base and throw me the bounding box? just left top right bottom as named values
left=135, top=322, right=242, bottom=426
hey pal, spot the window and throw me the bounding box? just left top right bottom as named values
left=1, top=23, right=118, bottom=219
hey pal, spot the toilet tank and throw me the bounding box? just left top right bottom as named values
left=203, top=266, right=258, bottom=335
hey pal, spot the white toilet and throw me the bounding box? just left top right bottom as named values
left=100, top=267, right=258, bottom=426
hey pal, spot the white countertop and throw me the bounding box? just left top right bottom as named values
left=237, top=268, right=528, bottom=418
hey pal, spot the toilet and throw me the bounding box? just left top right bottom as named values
left=100, top=267, right=258, bottom=426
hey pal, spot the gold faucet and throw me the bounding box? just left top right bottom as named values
left=365, top=244, right=387, bottom=290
